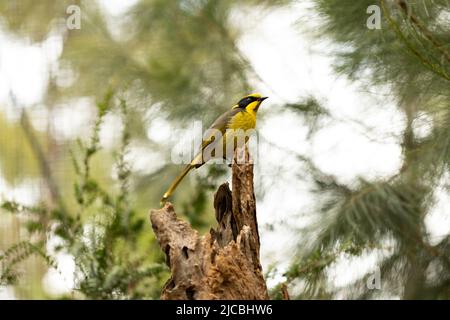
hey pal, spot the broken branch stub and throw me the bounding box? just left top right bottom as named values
left=150, top=149, right=267, bottom=299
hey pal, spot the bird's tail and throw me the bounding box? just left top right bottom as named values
left=160, top=164, right=194, bottom=205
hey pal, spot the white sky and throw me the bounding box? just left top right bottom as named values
left=0, top=1, right=448, bottom=299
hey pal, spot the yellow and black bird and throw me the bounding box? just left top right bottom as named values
left=161, top=93, right=268, bottom=204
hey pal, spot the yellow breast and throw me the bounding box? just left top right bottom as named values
left=228, top=110, right=256, bottom=131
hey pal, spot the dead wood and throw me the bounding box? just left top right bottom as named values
left=150, top=149, right=268, bottom=300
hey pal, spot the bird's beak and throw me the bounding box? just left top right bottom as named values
left=259, top=97, right=268, bottom=101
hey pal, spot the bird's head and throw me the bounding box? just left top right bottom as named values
left=233, top=93, right=268, bottom=112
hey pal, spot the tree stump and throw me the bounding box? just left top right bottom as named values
left=149, top=150, right=268, bottom=300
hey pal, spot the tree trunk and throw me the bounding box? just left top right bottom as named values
left=149, top=149, right=268, bottom=300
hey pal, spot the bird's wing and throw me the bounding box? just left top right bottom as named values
left=200, top=108, right=241, bottom=150
left=189, top=108, right=241, bottom=167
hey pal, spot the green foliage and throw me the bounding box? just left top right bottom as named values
left=380, top=0, right=450, bottom=81
left=314, top=178, right=428, bottom=247
left=0, top=1, right=73, bottom=41
left=277, top=0, right=450, bottom=299
left=314, top=0, right=449, bottom=101
left=67, top=95, right=167, bottom=299
left=0, top=94, right=167, bottom=299
left=0, top=241, right=55, bottom=286
left=285, top=96, right=329, bottom=137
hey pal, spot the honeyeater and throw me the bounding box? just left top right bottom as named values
left=161, top=93, right=268, bottom=204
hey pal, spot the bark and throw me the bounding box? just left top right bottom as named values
left=149, top=149, right=268, bottom=300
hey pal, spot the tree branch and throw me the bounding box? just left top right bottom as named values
left=149, top=148, right=268, bottom=300
left=20, top=110, right=67, bottom=214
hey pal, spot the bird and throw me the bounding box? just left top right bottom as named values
left=161, top=93, right=268, bottom=204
